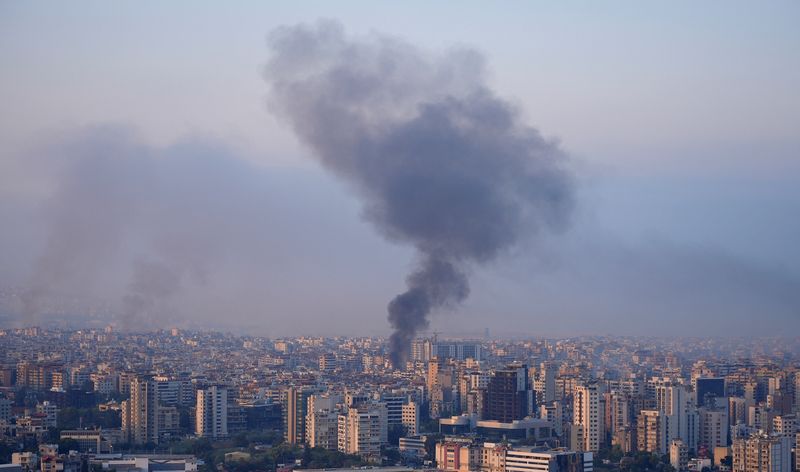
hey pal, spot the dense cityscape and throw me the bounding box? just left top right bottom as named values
left=3, top=3, right=798, bottom=472
left=1, top=327, right=798, bottom=472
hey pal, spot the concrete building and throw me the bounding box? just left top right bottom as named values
left=540, top=402, right=564, bottom=437
left=637, top=410, right=667, bottom=455
left=699, top=407, right=729, bottom=449
left=122, top=376, right=160, bottom=445
left=379, top=390, right=416, bottom=428
left=656, top=384, right=699, bottom=452
left=748, top=405, right=774, bottom=433
left=435, top=440, right=476, bottom=472
left=36, top=401, right=58, bottom=428
left=11, top=452, right=38, bottom=471
left=433, top=341, right=482, bottom=362
left=196, top=385, right=228, bottom=439
left=487, top=365, right=531, bottom=423
left=306, top=408, right=340, bottom=450
left=771, top=415, right=796, bottom=443
left=284, top=386, right=316, bottom=445
left=338, top=403, right=388, bottom=462
left=435, top=441, right=592, bottom=472
left=475, top=418, right=555, bottom=443
left=573, top=382, right=605, bottom=452
left=15, top=362, right=62, bottom=391
left=0, top=397, right=12, bottom=421
left=503, top=447, right=593, bottom=472
left=411, top=338, right=434, bottom=363
left=670, top=439, right=689, bottom=471
left=695, top=378, right=726, bottom=408
left=398, top=436, right=426, bottom=457
left=90, top=454, right=198, bottom=472
left=534, top=362, right=558, bottom=405
left=732, top=434, right=792, bottom=472
left=59, top=430, right=114, bottom=453
left=402, top=401, right=420, bottom=436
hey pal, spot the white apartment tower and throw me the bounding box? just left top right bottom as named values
left=196, top=385, right=228, bottom=439
left=574, top=382, right=605, bottom=452
left=656, top=384, right=699, bottom=452
left=338, top=403, right=388, bottom=461
left=699, top=407, right=729, bottom=449
left=306, top=393, right=342, bottom=450
left=122, top=376, right=160, bottom=445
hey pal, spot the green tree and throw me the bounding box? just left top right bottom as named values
left=58, top=438, right=81, bottom=453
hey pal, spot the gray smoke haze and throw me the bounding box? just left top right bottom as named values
left=20, top=127, right=152, bottom=324
left=16, top=126, right=260, bottom=329
left=264, top=21, right=574, bottom=365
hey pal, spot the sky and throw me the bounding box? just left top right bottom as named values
left=0, top=1, right=798, bottom=337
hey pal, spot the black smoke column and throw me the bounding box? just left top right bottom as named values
left=265, top=21, right=574, bottom=366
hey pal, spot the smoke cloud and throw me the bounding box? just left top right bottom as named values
left=16, top=126, right=258, bottom=329
left=265, top=21, right=574, bottom=365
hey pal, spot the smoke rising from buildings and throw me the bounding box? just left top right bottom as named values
left=265, top=21, right=574, bottom=365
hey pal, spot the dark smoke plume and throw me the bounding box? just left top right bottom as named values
left=265, top=21, right=574, bottom=366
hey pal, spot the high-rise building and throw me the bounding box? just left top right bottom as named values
left=427, top=359, right=455, bottom=419
left=196, top=385, right=228, bottom=439
left=696, top=378, right=726, bottom=408
left=306, top=409, right=340, bottom=450
left=637, top=410, right=667, bottom=455
left=796, top=432, right=800, bottom=472
left=771, top=415, right=796, bottom=442
left=534, top=362, right=557, bottom=404
left=656, top=384, right=696, bottom=445
left=670, top=439, right=688, bottom=471
left=284, top=386, right=316, bottom=444
left=16, top=362, right=63, bottom=390
left=486, top=365, right=531, bottom=423
left=541, top=401, right=564, bottom=437
left=305, top=393, right=342, bottom=450
left=379, top=389, right=417, bottom=428
left=152, top=376, right=194, bottom=407
left=748, top=405, right=774, bottom=433
left=411, top=338, right=433, bottom=363
left=337, top=403, right=388, bottom=462
left=0, top=398, right=12, bottom=421
left=122, top=376, right=160, bottom=445
left=574, top=382, right=605, bottom=452
left=730, top=397, right=748, bottom=428
left=319, top=354, right=337, bottom=373
left=606, top=391, right=634, bottom=451
left=402, top=400, right=420, bottom=436
left=36, top=401, right=58, bottom=428
left=794, top=374, right=800, bottom=414
left=732, top=434, right=792, bottom=472
left=699, top=407, right=729, bottom=449
left=434, top=440, right=474, bottom=472
left=433, top=341, right=482, bottom=361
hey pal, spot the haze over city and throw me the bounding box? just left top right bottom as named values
left=3, top=5, right=800, bottom=472
left=1, top=1, right=798, bottom=339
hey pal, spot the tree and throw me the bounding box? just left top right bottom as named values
left=381, top=446, right=402, bottom=466
left=388, top=424, right=406, bottom=446
left=58, top=438, right=81, bottom=453
left=424, top=434, right=442, bottom=462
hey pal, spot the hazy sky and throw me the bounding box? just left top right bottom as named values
left=1, top=1, right=798, bottom=337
